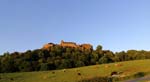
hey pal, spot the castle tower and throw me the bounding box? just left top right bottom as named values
left=60, top=40, right=64, bottom=46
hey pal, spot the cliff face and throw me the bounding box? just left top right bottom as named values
left=42, top=40, right=93, bottom=50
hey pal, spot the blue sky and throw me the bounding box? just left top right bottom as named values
left=0, top=0, right=150, bottom=54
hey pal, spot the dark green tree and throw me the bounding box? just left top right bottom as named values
left=40, top=63, right=49, bottom=71
left=75, top=61, right=85, bottom=67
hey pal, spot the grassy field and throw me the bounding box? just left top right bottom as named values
left=0, top=59, right=150, bottom=82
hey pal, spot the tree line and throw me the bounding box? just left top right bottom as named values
left=0, top=45, right=150, bottom=73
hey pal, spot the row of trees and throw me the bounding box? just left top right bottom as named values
left=0, top=45, right=150, bottom=73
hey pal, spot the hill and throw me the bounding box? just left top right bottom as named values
left=1, top=41, right=150, bottom=73
left=0, top=59, right=150, bottom=82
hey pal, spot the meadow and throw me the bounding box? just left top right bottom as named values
left=0, top=59, right=150, bottom=82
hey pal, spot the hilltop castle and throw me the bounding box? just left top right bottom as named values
left=60, top=40, right=77, bottom=48
left=42, top=40, right=93, bottom=50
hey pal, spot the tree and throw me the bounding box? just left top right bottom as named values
left=59, top=59, right=72, bottom=69
left=1, top=42, right=150, bottom=73
left=18, top=61, right=33, bottom=72
left=90, top=58, right=96, bottom=65
left=55, top=45, right=63, bottom=56
left=0, top=62, right=1, bottom=73
left=115, top=51, right=127, bottom=61
left=40, top=63, right=49, bottom=71
left=75, top=61, right=85, bottom=67
left=54, top=59, right=61, bottom=69
left=96, top=45, right=103, bottom=51
left=98, top=56, right=109, bottom=64
left=91, top=51, right=99, bottom=61
left=3, top=60, right=17, bottom=72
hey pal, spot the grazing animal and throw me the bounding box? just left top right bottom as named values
left=105, top=65, right=110, bottom=68
left=111, top=71, right=118, bottom=76
left=63, top=69, right=66, bottom=72
left=10, top=78, right=14, bottom=81
left=78, top=73, right=81, bottom=76
left=52, top=71, right=55, bottom=74
left=115, top=63, right=123, bottom=67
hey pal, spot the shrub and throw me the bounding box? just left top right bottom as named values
left=134, top=72, right=145, bottom=78
left=40, top=63, right=49, bottom=71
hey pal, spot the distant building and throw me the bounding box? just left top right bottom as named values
left=80, top=44, right=93, bottom=50
left=60, top=40, right=77, bottom=48
left=42, top=40, right=93, bottom=50
left=42, top=43, right=55, bottom=49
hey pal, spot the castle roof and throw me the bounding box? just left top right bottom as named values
left=62, top=42, right=76, bottom=44
left=61, top=40, right=76, bottom=45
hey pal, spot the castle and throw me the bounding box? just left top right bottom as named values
left=60, top=40, right=77, bottom=48
left=42, top=40, right=93, bottom=50
left=43, top=43, right=55, bottom=49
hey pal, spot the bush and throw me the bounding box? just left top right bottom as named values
left=40, top=63, right=49, bottom=71
left=134, top=72, right=145, bottom=78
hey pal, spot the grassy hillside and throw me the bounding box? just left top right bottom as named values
left=0, top=59, right=150, bottom=82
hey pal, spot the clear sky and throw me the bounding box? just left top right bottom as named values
left=0, top=0, right=150, bottom=54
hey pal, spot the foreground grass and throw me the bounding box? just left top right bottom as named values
left=0, top=59, right=150, bottom=82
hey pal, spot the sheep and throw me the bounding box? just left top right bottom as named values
left=105, top=65, right=110, bottom=68
left=10, top=78, right=14, bottom=81
left=111, top=71, right=118, bottom=76
left=62, top=69, right=66, bottom=72
left=77, top=72, right=81, bottom=76
left=52, top=71, right=55, bottom=74
left=115, top=63, right=123, bottom=67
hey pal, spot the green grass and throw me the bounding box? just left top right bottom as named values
left=0, top=59, right=150, bottom=82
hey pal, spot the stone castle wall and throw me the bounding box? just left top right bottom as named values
left=81, top=44, right=93, bottom=50
left=42, top=40, right=93, bottom=50
left=60, top=40, right=77, bottom=48
left=42, top=43, right=55, bottom=49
